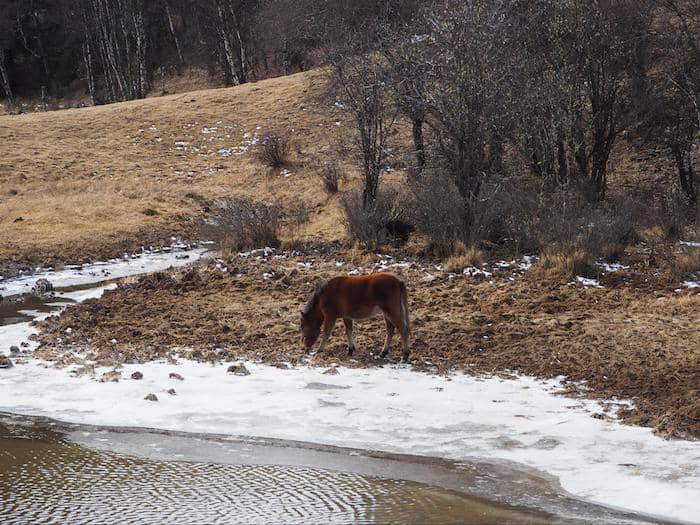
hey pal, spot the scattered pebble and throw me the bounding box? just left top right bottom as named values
left=9, top=345, right=20, bottom=354
left=0, top=354, right=14, bottom=369
left=169, top=372, right=184, bottom=381
left=100, top=371, right=121, bottom=383
left=131, top=371, right=143, bottom=380
left=144, top=393, right=158, bottom=402
left=227, top=363, right=250, bottom=376
left=323, top=367, right=339, bottom=375
left=166, top=388, right=177, bottom=395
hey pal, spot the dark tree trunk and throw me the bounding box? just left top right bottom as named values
left=164, top=1, right=184, bottom=68
left=675, top=145, right=697, bottom=205
left=0, top=48, right=12, bottom=103
left=412, top=117, right=425, bottom=170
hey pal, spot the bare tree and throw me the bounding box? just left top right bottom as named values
left=384, top=29, right=430, bottom=171
left=326, top=35, right=397, bottom=208
left=415, top=1, right=510, bottom=203
left=639, top=1, right=699, bottom=205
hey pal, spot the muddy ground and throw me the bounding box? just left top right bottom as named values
left=29, top=248, right=700, bottom=440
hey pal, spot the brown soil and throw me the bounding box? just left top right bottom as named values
left=34, top=251, right=700, bottom=440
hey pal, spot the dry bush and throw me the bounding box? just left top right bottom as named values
left=408, top=172, right=469, bottom=256
left=318, top=162, right=342, bottom=194
left=445, top=244, right=486, bottom=273
left=529, top=249, right=594, bottom=282
left=256, top=129, right=290, bottom=168
left=671, top=247, right=700, bottom=279
left=283, top=201, right=310, bottom=242
left=204, top=197, right=280, bottom=252
left=341, top=187, right=399, bottom=250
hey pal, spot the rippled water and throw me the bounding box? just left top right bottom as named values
left=0, top=429, right=541, bottom=525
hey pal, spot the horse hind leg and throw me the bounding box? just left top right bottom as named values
left=343, top=318, right=355, bottom=356
left=380, top=314, right=395, bottom=359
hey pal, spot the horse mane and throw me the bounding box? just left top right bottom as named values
left=302, top=280, right=328, bottom=315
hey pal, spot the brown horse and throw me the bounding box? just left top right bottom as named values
left=300, top=273, right=410, bottom=361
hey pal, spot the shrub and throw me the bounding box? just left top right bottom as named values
left=672, top=247, right=700, bottom=279
left=284, top=201, right=310, bottom=242
left=318, top=162, right=342, bottom=194
left=408, top=171, right=469, bottom=256
left=341, top=188, right=398, bottom=250
left=445, top=245, right=486, bottom=273
left=256, top=129, right=290, bottom=168
left=529, top=249, right=594, bottom=282
left=204, top=197, right=280, bottom=251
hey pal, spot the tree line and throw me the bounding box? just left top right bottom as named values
left=0, top=0, right=417, bottom=104
left=326, top=0, right=699, bottom=223
left=1, top=0, right=697, bottom=215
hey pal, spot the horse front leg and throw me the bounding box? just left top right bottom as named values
left=317, top=316, right=337, bottom=354
left=379, top=315, right=395, bottom=359
left=343, top=318, right=355, bottom=356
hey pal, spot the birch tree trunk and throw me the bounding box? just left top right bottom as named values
left=164, top=1, right=184, bottom=67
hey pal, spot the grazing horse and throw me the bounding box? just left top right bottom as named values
left=300, top=273, right=410, bottom=361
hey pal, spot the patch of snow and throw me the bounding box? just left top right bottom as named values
left=682, top=280, right=700, bottom=289
left=598, top=262, right=630, bottom=273
left=0, top=246, right=208, bottom=298
left=237, top=247, right=275, bottom=259
left=518, top=256, right=537, bottom=271
left=679, top=240, right=700, bottom=248
left=462, top=267, right=493, bottom=278
left=280, top=169, right=293, bottom=177
left=573, top=276, right=603, bottom=288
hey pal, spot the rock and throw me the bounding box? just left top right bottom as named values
left=0, top=354, right=13, bottom=369
left=166, top=388, right=177, bottom=395
left=144, top=393, right=158, bottom=402
left=100, top=370, right=121, bottom=382
left=323, top=367, right=339, bottom=375
left=31, top=278, right=54, bottom=297
left=131, top=371, right=143, bottom=380
left=227, top=363, right=250, bottom=376
left=169, top=372, right=184, bottom=381
left=9, top=345, right=20, bottom=354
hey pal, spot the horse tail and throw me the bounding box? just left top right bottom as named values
left=399, top=280, right=410, bottom=336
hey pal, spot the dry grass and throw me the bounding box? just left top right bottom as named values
left=672, top=247, right=700, bottom=278
left=528, top=249, right=593, bottom=282
left=0, top=69, right=377, bottom=266
left=445, top=244, right=486, bottom=273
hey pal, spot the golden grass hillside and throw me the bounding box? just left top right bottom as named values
left=0, top=70, right=366, bottom=267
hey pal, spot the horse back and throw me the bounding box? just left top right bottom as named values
left=322, top=273, right=404, bottom=319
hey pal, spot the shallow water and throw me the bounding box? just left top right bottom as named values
left=0, top=423, right=544, bottom=525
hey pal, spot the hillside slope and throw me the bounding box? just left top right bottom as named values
left=0, top=70, right=355, bottom=268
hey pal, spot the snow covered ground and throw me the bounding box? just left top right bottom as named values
left=1, top=325, right=699, bottom=522
left=1, top=251, right=699, bottom=523
left=0, top=244, right=209, bottom=297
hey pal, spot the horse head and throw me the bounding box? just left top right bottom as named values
left=300, top=310, right=322, bottom=349
left=299, top=281, right=327, bottom=349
